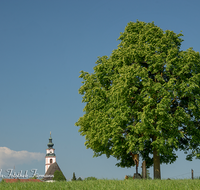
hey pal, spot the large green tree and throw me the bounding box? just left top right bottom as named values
left=76, top=21, right=200, bottom=179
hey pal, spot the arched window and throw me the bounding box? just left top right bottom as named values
left=50, top=159, right=52, bottom=164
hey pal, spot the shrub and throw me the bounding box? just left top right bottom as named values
left=53, top=170, right=66, bottom=181
left=84, top=177, right=97, bottom=181
left=77, top=177, right=83, bottom=181
left=29, top=175, right=37, bottom=179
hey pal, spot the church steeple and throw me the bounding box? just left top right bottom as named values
left=47, top=131, right=54, bottom=149
left=45, top=132, right=56, bottom=173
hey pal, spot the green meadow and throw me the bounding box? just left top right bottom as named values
left=1, top=179, right=200, bottom=190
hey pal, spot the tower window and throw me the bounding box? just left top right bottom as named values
left=50, top=159, right=52, bottom=164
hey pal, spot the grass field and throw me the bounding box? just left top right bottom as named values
left=1, top=179, right=200, bottom=190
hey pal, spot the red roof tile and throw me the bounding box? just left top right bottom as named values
left=3, top=178, right=42, bottom=183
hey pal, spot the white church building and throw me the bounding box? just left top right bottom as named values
left=45, top=132, right=56, bottom=173
left=43, top=132, right=66, bottom=181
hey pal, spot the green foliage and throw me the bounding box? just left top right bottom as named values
left=30, top=175, right=37, bottom=179
left=77, top=177, right=83, bottom=181
left=84, top=177, right=98, bottom=180
left=76, top=20, right=200, bottom=171
left=71, top=172, right=77, bottom=181
left=53, top=170, right=66, bottom=181
left=71, top=172, right=82, bottom=181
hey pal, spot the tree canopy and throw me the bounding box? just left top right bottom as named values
left=75, top=21, right=200, bottom=179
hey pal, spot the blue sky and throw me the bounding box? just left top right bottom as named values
left=1, top=0, right=200, bottom=180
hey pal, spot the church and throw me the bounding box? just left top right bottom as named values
left=43, top=132, right=66, bottom=181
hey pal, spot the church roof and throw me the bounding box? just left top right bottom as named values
left=43, top=162, right=65, bottom=181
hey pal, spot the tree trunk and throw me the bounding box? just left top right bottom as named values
left=152, top=135, right=161, bottom=179
left=153, top=147, right=161, bottom=179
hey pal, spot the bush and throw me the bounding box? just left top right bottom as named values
left=29, top=175, right=37, bottom=179
left=84, top=177, right=97, bottom=181
left=77, top=177, right=83, bottom=181
left=128, top=175, right=133, bottom=178
left=53, top=170, right=66, bottom=181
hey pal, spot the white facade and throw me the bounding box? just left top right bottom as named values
left=45, top=148, right=56, bottom=173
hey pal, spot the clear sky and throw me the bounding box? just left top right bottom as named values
left=1, top=0, right=200, bottom=180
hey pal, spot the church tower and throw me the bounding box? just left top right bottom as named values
left=45, top=132, right=56, bottom=173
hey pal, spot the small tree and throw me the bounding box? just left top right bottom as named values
left=71, top=172, right=76, bottom=181
left=53, top=170, right=66, bottom=181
